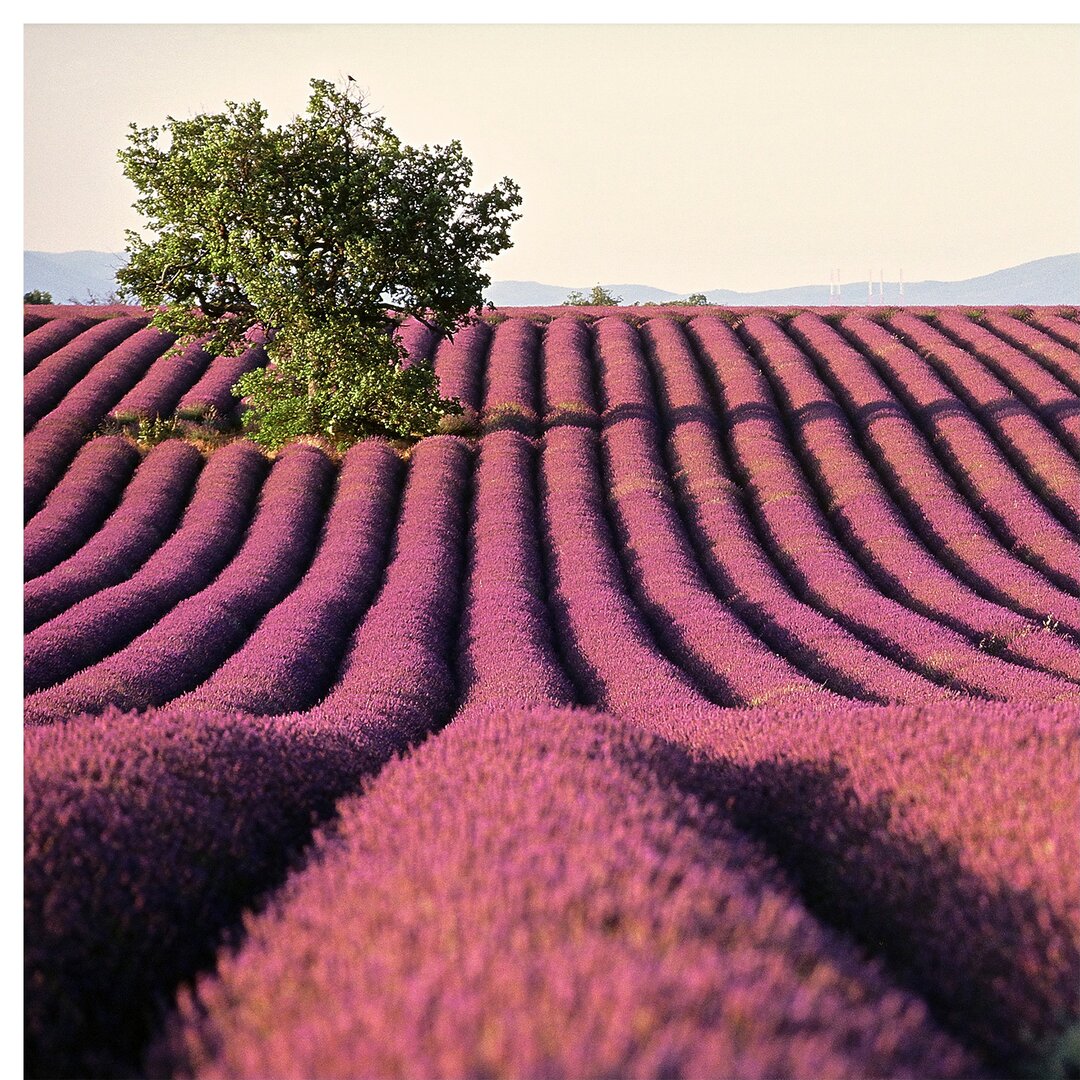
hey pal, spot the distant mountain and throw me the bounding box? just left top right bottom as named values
left=24, top=250, right=128, bottom=304
left=24, top=250, right=1079, bottom=309
left=487, top=254, right=1080, bottom=308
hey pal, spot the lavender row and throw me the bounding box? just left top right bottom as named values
left=111, top=336, right=216, bottom=418
left=688, top=315, right=1076, bottom=701
left=22, top=314, right=96, bottom=374
left=24, top=441, right=268, bottom=695
left=742, top=313, right=1046, bottom=657
left=24, top=444, right=332, bottom=725
left=23, top=315, right=145, bottom=426
left=979, top=310, right=1080, bottom=395
left=539, top=322, right=707, bottom=713
left=24, top=326, right=184, bottom=516
left=25, top=440, right=204, bottom=631
left=24, top=706, right=375, bottom=1079
left=887, top=311, right=1080, bottom=533
left=158, top=704, right=976, bottom=1080
left=310, top=434, right=472, bottom=747
left=593, top=316, right=832, bottom=708
left=480, top=317, right=541, bottom=431
left=787, top=312, right=1080, bottom=673
left=541, top=315, right=599, bottom=422
left=641, top=316, right=945, bottom=703
left=432, top=320, right=490, bottom=413
left=540, top=418, right=710, bottom=715
left=23, top=310, right=50, bottom=336
left=176, top=343, right=266, bottom=420
left=649, top=698, right=1080, bottom=1072
left=847, top=313, right=1080, bottom=592
left=932, top=310, right=1080, bottom=460
left=174, top=440, right=405, bottom=714
left=25, top=441, right=472, bottom=1077
left=1030, top=309, right=1080, bottom=352
left=458, top=429, right=575, bottom=709
left=23, top=436, right=140, bottom=582
left=393, top=314, right=439, bottom=366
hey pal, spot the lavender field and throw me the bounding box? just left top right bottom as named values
left=23, top=303, right=1080, bottom=1079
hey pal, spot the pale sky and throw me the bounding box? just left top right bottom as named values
left=23, top=22, right=1080, bottom=292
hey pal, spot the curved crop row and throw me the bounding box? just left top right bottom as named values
left=654, top=699, right=1080, bottom=1072
left=45, top=324, right=179, bottom=429
left=23, top=441, right=469, bottom=1080
left=887, top=312, right=1080, bottom=533
left=788, top=312, right=1080, bottom=672
left=932, top=310, right=1080, bottom=460
left=1030, top=309, right=1080, bottom=352
left=24, top=442, right=269, bottom=695
left=458, top=429, right=575, bottom=709
left=594, top=316, right=831, bottom=708
left=157, top=705, right=977, bottom=1080
left=23, top=316, right=146, bottom=427
left=641, top=316, right=945, bottom=703
left=176, top=343, right=266, bottom=420
left=25, top=414, right=107, bottom=518
left=541, top=421, right=710, bottom=715
left=537, top=319, right=714, bottom=714
left=846, top=313, right=1080, bottom=591
left=481, top=317, right=541, bottom=431
left=23, top=436, right=141, bottom=582
left=833, top=313, right=1080, bottom=630
left=394, top=315, right=439, bottom=366
left=688, top=315, right=1075, bottom=701
left=541, top=316, right=598, bottom=422
left=433, top=321, right=490, bottom=413
left=23, top=310, right=50, bottom=336
left=981, top=311, right=1080, bottom=395
left=23, top=314, right=96, bottom=374
left=25, top=706, right=374, bottom=1080
left=175, top=440, right=405, bottom=714
left=310, top=435, right=472, bottom=746
left=741, top=314, right=1061, bottom=664
left=24, top=440, right=204, bottom=631
left=24, top=444, right=333, bottom=726
left=111, top=336, right=216, bottom=419
left=24, top=326, right=187, bottom=517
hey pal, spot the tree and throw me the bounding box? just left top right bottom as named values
left=685, top=293, right=709, bottom=305
left=563, top=284, right=622, bottom=306
left=116, top=78, right=522, bottom=447
left=24, top=290, right=53, bottom=304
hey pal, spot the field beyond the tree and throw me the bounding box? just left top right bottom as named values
left=23, top=304, right=1080, bottom=1079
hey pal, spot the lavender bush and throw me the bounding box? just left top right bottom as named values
left=24, top=441, right=268, bottom=694
left=23, top=435, right=140, bottom=581
left=23, top=314, right=96, bottom=374
left=24, top=439, right=204, bottom=630
left=156, top=705, right=979, bottom=1080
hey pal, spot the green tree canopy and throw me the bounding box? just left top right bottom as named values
left=24, top=290, right=53, bottom=305
left=117, top=78, right=522, bottom=447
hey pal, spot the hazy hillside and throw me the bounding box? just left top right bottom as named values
left=24, top=250, right=1079, bottom=309
left=24, top=250, right=128, bottom=303
left=486, top=253, right=1080, bottom=307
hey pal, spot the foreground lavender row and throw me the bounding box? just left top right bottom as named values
left=26, top=700, right=1078, bottom=1077
left=23, top=304, right=1080, bottom=1078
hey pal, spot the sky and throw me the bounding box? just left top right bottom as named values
left=23, top=22, right=1080, bottom=292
